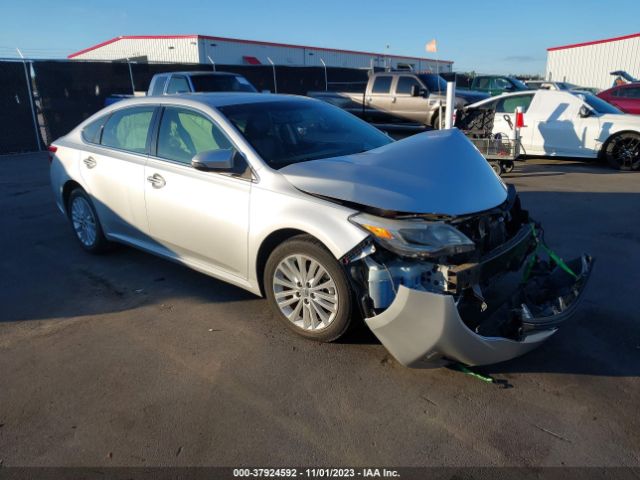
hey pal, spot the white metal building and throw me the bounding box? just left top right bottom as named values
left=68, top=34, right=453, bottom=72
left=546, top=32, right=640, bottom=90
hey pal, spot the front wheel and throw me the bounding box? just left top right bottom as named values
left=264, top=235, right=353, bottom=342
left=602, top=133, right=640, bottom=170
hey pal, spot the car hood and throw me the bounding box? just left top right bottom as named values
left=280, top=129, right=508, bottom=217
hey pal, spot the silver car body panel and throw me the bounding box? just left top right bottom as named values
left=365, top=254, right=593, bottom=367
left=281, top=129, right=508, bottom=216
left=50, top=94, right=369, bottom=297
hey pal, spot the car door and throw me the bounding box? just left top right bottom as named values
left=393, top=75, right=430, bottom=124
left=79, top=106, right=156, bottom=242
left=144, top=106, right=251, bottom=278
left=365, top=75, right=395, bottom=123
left=611, top=86, right=640, bottom=114
left=529, top=92, right=600, bottom=156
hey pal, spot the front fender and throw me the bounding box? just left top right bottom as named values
left=247, top=184, right=368, bottom=290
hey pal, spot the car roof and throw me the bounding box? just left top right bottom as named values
left=156, top=71, right=243, bottom=77
left=103, top=92, right=314, bottom=110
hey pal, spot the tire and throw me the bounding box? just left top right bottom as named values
left=501, top=160, right=515, bottom=174
left=431, top=110, right=443, bottom=130
left=264, top=235, right=353, bottom=342
left=67, top=188, right=110, bottom=253
left=489, top=161, right=503, bottom=176
left=602, top=132, right=640, bottom=171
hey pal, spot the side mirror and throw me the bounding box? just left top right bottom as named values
left=579, top=106, right=592, bottom=118
left=192, top=149, right=236, bottom=171
left=410, top=85, right=420, bottom=97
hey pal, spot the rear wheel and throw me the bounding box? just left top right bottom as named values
left=603, top=133, right=640, bottom=170
left=264, top=235, right=353, bottom=342
left=489, top=161, right=503, bottom=176
left=67, top=189, right=110, bottom=253
left=500, top=160, right=515, bottom=174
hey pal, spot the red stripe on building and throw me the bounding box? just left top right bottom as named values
left=547, top=32, right=640, bottom=51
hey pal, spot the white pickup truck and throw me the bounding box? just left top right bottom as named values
left=105, top=71, right=257, bottom=106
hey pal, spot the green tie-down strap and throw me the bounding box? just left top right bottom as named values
left=523, top=223, right=579, bottom=282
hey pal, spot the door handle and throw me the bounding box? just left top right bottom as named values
left=147, top=173, right=166, bottom=189
left=83, top=156, right=97, bottom=169
left=391, top=96, right=396, bottom=103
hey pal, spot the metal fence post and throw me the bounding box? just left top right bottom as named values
left=16, top=50, right=42, bottom=151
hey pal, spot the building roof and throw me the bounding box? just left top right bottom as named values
left=547, top=32, right=640, bottom=52
left=67, top=34, right=453, bottom=63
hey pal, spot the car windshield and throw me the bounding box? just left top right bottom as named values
left=190, top=75, right=257, bottom=93
left=218, top=100, right=393, bottom=169
left=574, top=92, right=622, bottom=114
left=417, top=74, right=448, bottom=92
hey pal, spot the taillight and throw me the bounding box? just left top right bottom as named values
left=515, top=109, right=525, bottom=129
left=47, top=145, right=58, bottom=163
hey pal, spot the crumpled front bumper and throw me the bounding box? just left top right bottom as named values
left=364, top=254, right=593, bottom=368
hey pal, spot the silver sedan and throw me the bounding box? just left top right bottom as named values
left=50, top=93, right=592, bottom=368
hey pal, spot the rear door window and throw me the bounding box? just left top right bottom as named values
left=101, top=107, right=155, bottom=154
left=82, top=116, right=107, bottom=144
left=166, top=76, right=191, bottom=94
left=372, top=76, right=392, bottom=94
left=495, top=94, right=534, bottom=113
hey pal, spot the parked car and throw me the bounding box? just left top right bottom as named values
left=465, top=89, right=640, bottom=170
left=309, top=72, right=488, bottom=129
left=526, top=80, right=576, bottom=91
left=49, top=93, right=592, bottom=368
left=597, top=83, right=640, bottom=115
left=468, top=75, right=530, bottom=96
left=104, top=71, right=258, bottom=106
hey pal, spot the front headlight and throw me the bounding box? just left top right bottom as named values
left=349, top=212, right=475, bottom=258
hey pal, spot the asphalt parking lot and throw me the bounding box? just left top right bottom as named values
left=1, top=152, right=639, bottom=467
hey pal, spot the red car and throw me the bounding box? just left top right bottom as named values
left=597, top=83, right=640, bottom=114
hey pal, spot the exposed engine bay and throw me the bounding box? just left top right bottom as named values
left=342, top=184, right=593, bottom=352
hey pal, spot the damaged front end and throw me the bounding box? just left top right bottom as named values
left=342, top=185, right=593, bottom=368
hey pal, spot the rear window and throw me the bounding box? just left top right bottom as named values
left=82, top=116, right=106, bottom=144
left=372, top=76, right=392, bottom=94
left=150, top=75, right=168, bottom=95
left=101, top=107, right=155, bottom=153
left=190, top=75, right=257, bottom=93
left=495, top=94, right=534, bottom=113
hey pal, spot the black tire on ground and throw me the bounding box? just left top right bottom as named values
left=489, top=161, right=503, bottom=176
left=602, top=132, right=640, bottom=171
left=500, top=160, right=515, bottom=174
left=264, top=235, right=353, bottom=342
left=431, top=111, right=442, bottom=130
left=67, top=188, right=111, bottom=253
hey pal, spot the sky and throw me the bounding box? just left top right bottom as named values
left=1, top=0, right=640, bottom=74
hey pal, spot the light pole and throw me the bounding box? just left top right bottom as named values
left=267, top=57, right=277, bottom=93
left=320, top=58, right=328, bottom=91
